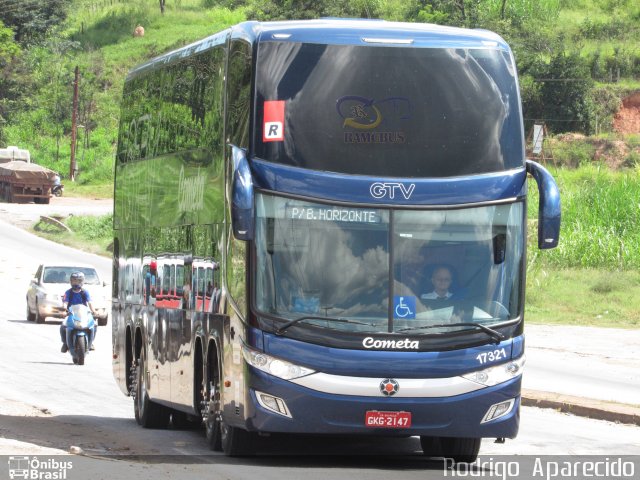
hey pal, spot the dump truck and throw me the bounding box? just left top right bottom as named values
left=0, top=160, right=57, bottom=204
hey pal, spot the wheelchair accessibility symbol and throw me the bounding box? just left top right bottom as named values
left=394, top=296, right=416, bottom=319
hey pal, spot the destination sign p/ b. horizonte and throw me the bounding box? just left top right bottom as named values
left=286, top=205, right=382, bottom=223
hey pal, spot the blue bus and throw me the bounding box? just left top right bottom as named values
left=112, top=19, right=560, bottom=462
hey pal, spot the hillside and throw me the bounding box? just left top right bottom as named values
left=0, top=0, right=639, bottom=182
left=613, top=93, right=640, bottom=134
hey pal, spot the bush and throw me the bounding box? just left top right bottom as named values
left=66, top=214, right=112, bottom=240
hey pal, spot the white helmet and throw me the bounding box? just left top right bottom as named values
left=70, top=271, right=85, bottom=288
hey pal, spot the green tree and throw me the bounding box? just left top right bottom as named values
left=522, top=52, right=595, bottom=134
left=0, top=20, right=22, bottom=145
left=0, top=21, right=19, bottom=60
left=0, top=0, right=71, bottom=44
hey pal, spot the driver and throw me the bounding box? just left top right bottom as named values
left=59, top=271, right=98, bottom=353
left=421, top=266, right=455, bottom=301
left=420, top=265, right=465, bottom=322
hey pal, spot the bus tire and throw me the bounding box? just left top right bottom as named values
left=425, top=437, right=481, bottom=463
left=171, top=410, right=199, bottom=429
left=134, top=348, right=170, bottom=429
left=443, top=437, right=481, bottom=463
left=220, top=421, right=255, bottom=457
left=419, top=436, right=442, bottom=457
left=204, top=359, right=222, bottom=451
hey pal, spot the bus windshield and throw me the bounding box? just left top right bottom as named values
left=255, top=42, right=523, bottom=177
left=254, top=193, right=524, bottom=335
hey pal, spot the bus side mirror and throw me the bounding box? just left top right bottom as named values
left=526, top=160, right=561, bottom=249
left=231, top=146, right=254, bottom=241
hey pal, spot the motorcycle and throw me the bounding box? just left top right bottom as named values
left=65, top=304, right=95, bottom=365
left=52, top=174, right=63, bottom=197
left=52, top=183, right=64, bottom=197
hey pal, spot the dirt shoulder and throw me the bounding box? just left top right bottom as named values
left=0, top=196, right=112, bottom=229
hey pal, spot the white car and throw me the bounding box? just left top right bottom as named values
left=26, top=264, right=110, bottom=325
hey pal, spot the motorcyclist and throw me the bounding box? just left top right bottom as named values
left=60, top=271, right=98, bottom=353
left=52, top=173, right=63, bottom=196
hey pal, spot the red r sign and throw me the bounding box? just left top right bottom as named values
left=263, top=100, right=285, bottom=142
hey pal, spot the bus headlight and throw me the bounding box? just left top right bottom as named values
left=242, top=345, right=315, bottom=380
left=462, top=355, right=525, bottom=387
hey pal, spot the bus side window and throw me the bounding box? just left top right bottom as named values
left=162, top=264, right=170, bottom=295
left=227, top=38, right=252, bottom=149
left=170, top=264, right=176, bottom=299
left=176, top=264, right=184, bottom=298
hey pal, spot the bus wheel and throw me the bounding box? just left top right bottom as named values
left=204, top=368, right=222, bottom=451
left=171, top=411, right=199, bottom=429
left=220, top=421, right=256, bottom=457
left=134, top=348, right=170, bottom=428
left=419, top=436, right=442, bottom=458
left=420, top=436, right=481, bottom=463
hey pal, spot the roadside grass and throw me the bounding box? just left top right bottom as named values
left=32, top=214, right=113, bottom=258
left=63, top=182, right=113, bottom=199
left=526, top=267, right=640, bottom=329
left=528, top=164, right=640, bottom=270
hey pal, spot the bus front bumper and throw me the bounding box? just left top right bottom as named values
left=241, top=369, right=521, bottom=438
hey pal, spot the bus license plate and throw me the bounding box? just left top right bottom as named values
left=365, top=411, right=412, bottom=428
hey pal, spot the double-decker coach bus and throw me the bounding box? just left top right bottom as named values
left=112, top=19, right=560, bottom=462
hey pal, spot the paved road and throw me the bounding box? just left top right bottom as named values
left=524, top=324, right=640, bottom=406
left=0, top=205, right=639, bottom=479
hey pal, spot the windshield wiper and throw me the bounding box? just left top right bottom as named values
left=398, top=322, right=505, bottom=344
left=275, top=315, right=372, bottom=335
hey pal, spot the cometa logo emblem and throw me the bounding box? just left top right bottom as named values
left=380, top=378, right=399, bottom=396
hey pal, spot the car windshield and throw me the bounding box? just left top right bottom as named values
left=43, top=267, right=101, bottom=285
left=254, top=193, right=524, bottom=335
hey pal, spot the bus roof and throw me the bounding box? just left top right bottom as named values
left=251, top=19, right=508, bottom=49
left=127, top=19, right=510, bottom=81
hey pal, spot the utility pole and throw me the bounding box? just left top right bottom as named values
left=70, top=65, right=79, bottom=181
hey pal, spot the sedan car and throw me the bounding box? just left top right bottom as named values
left=26, top=263, right=110, bottom=325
